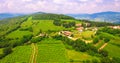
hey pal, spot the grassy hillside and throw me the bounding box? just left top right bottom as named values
left=0, top=13, right=120, bottom=63
left=32, top=13, right=75, bottom=20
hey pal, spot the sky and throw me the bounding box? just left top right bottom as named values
left=0, top=0, right=120, bottom=14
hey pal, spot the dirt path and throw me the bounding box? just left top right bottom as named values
left=29, top=43, right=38, bottom=63
left=34, top=44, right=38, bottom=63
left=94, top=41, right=101, bottom=46
left=98, top=43, right=108, bottom=51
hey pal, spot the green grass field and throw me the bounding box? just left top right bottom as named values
left=73, top=31, right=95, bottom=40
left=0, top=45, right=32, bottom=63
left=32, top=20, right=65, bottom=36
left=21, top=17, right=33, bottom=28
left=103, top=43, right=120, bottom=58
left=61, top=19, right=82, bottom=23
left=37, top=38, right=68, bottom=63
left=6, top=30, right=32, bottom=39
left=67, top=49, right=100, bottom=62
left=98, top=32, right=115, bottom=39
left=81, top=31, right=95, bottom=40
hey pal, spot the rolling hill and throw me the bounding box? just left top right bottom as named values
left=68, top=11, right=120, bottom=24
left=0, top=13, right=24, bottom=20
left=0, top=12, right=120, bottom=63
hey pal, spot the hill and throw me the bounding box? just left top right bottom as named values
left=68, top=11, right=120, bottom=24
left=0, top=12, right=120, bottom=63
left=31, top=13, right=75, bottom=20
left=0, top=13, right=24, bottom=20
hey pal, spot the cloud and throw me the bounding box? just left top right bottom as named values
left=78, top=0, right=88, bottom=2
left=95, top=0, right=103, bottom=3
left=22, top=0, right=32, bottom=2
left=0, top=0, right=120, bottom=13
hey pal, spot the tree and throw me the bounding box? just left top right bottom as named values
left=92, top=59, right=99, bottom=63
left=100, top=57, right=111, bottom=63
left=104, top=38, right=110, bottom=42
left=3, top=47, right=12, bottom=55
left=31, top=37, right=43, bottom=43
left=53, top=19, right=61, bottom=26
left=93, top=37, right=99, bottom=44
left=99, top=50, right=108, bottom=57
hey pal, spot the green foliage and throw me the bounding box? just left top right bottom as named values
left=0, top=17, right=28, bottom=37
left=0, top=45, right=32, bottom=63
left=98, top=27, right=120, bottom=36
left=100, top=57, right=112, bottom=63
left=104, top=38, right=110, bottom=42
left=93, top=37, right=99, bottom=44
left=3, top=47, right=12, bottom=55
left=19, top=26, right=33, bottom=32
left=31, top=37, right=43, bottom=43
left=53, top=19, right=76, bottom=28
left=99, top=50, right=108, bottom=57
left=81, top=20, right=115, bottom=27
left=53, top=19, right=62, bottom=26
left=32, top=13, right=75, bottom=20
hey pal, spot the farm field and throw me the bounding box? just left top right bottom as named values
left=0, top=45, right=32, bottom=63
left=67, top=49, right=100, bottom=62
left=32, top=20, right=65, bottom=36
left=61, top=19, right=82, bottom=23
left=6, top=30, right=32, bottom=39
left=81, top=31, right=95, bottom=40
left=0, top=11, right=120, bottom=63
left=73, top=30, right=95, bottom=40
left=37, top=38, right=68, bottom=63
left=103, top=43, right=120, bottom=58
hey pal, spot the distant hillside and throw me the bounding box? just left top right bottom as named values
left=0, top=13, right=24, bottom=20
left=68, top=11, right=120, bottom=24
left=31, top=13, right=75, bottom=20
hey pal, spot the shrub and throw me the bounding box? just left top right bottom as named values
left=104, top=38, right=110, bottom=42
left=3, top=47, right=13, bottom=55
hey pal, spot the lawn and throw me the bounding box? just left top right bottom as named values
left=67, top=49, right=100, bottom=62
left=37, top=38, right=68, bottom=63
left=0, top=45, right=32, bottom=63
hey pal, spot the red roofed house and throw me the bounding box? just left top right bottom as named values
left=76, top=27, right=84, bottom=32
left=61, top=31, right=72, bottom=36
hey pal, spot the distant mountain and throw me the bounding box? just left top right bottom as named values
left=0, top=13, right=24, bottom=20
left=67, top=11, right=120, bottom=23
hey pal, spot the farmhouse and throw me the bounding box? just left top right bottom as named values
left=76, top=27, right=84, bottom=32
left=109, top=26, right=120, bottom=29
left=61, top=31, right=72, bottom=36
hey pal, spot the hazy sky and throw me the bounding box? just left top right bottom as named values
left=0, top=0, right=120, bottom=14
